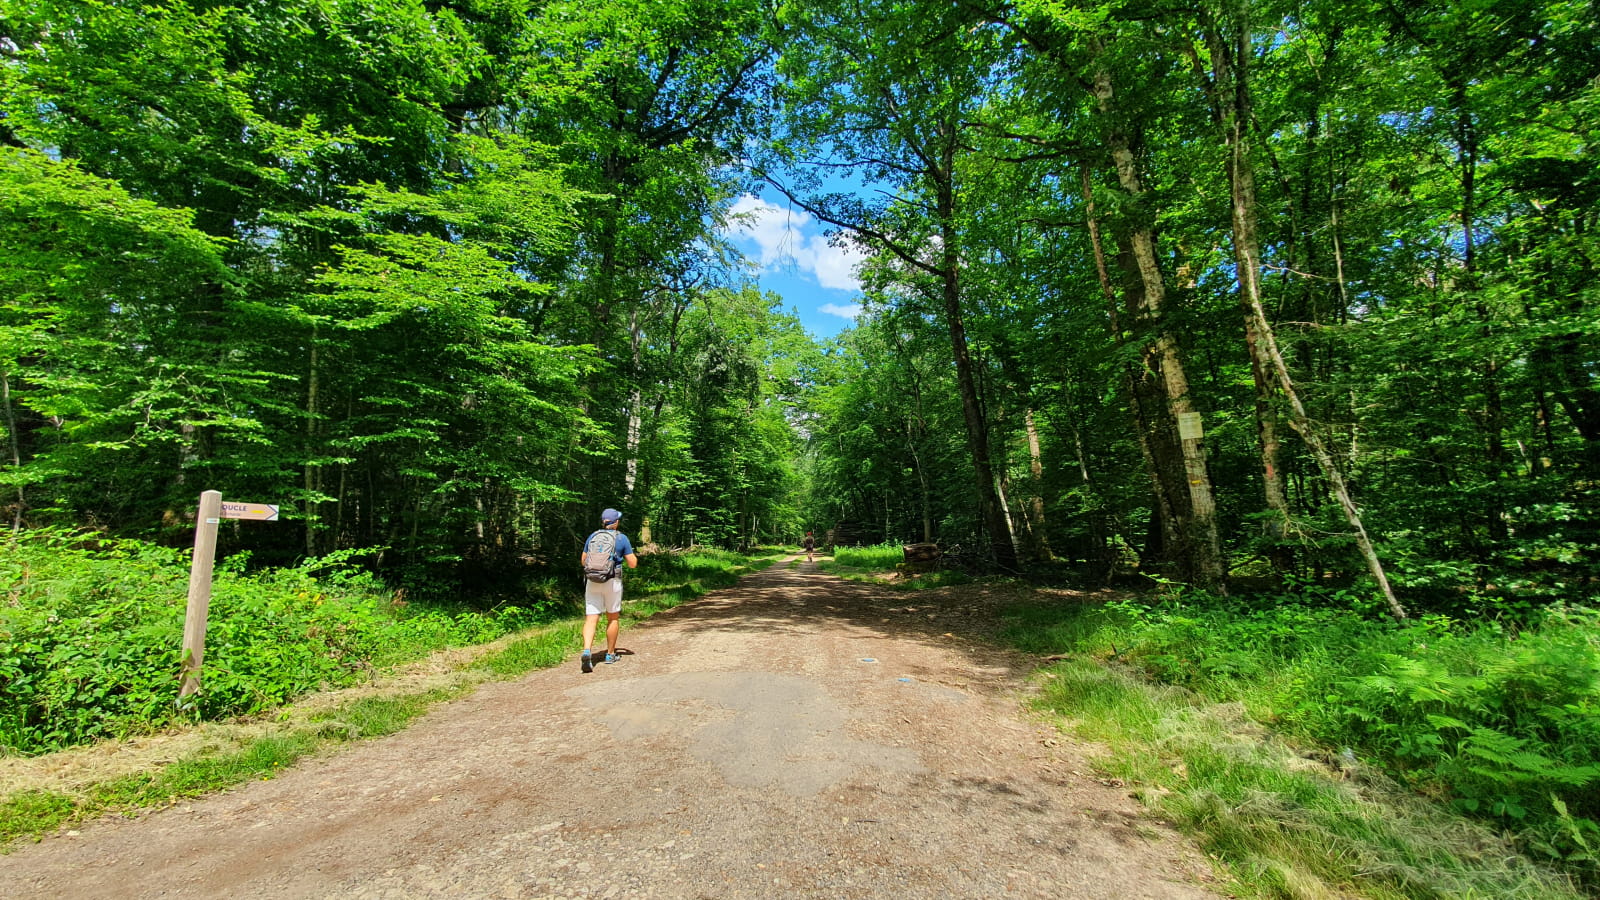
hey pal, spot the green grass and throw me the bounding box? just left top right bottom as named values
left=1003, top=596, right=1592, bottom=899
left=0, top=791, right=75, bottom=847
left=0, top=686, right=466, bottom=849
left=472, top=623, right=580, bottom=677
left=827, top=543, right=904, bottom=569
left=819, top=543, right=978, bottom=591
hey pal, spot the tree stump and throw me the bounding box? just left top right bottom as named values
left=897, top=542, right=943, bottom=575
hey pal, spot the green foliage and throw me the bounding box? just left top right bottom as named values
left=471, top=627, right=578, bottom=677
left=0, top=531, right=778, bottom=757
left=0, top=0, right=798, bottom=584
left=828, top=543, right=904, bottom=570
left=779, top=0, right=1600, bottom=606
left=1006, top=589, right=1600, bottom=885
left=1026, top=657, right=1584, bottom=899
left=0, top=530, right=544, bottom=754
left=817, top=543, right=979, bottom=589
left=0, top=790, right=76, bottom=847
left=0, top=686, right=466, bottom=847
left=626, top=547, right=781, bottom=598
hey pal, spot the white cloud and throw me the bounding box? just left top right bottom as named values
left=819, top=303, right=863, bottom=319
left=725, top=194, right=864, bottom=292
left=809, top=235, right=867, bottom=290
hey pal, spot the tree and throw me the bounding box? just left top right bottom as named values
left=767, top=0, right=1022, bottom=569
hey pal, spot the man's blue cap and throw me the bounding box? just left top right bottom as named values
left=601, top=508, right=622, bottom=525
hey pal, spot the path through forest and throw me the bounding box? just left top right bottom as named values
left=0, top=558, right=1215, bottom=899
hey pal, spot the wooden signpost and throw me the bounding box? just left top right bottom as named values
left=178, top=490, right=280, bottom=702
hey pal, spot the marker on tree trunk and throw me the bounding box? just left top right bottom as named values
left=179, top=490, right=280, bottom=704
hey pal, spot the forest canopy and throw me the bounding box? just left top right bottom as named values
left=1, top=0, right=1597, bottom=615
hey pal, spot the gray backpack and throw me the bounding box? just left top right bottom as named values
left=582, top=530, right=621, bottom=582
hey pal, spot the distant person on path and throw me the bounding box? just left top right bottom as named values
left=803, top=531, right=816, bottom=562
left=579, top=508, right=638, bottom=673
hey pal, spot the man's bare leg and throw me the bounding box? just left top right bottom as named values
left=605, top=612, right=620, bottom=655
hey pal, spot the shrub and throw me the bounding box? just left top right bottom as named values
left=827, top=543, right=902, bottom=570
left=0, top=530, right=544, bottom=754
left=1013, top=587, right=1600, bottom=883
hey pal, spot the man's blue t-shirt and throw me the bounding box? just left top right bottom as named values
left=611, top=531, right=635, bottom=562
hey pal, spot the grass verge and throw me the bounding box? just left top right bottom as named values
left=0, top=686, right=466, bottom=848
left=0, top=547, right=779, bottom=850
left=819, top=543, right=977, bottom=591
left=1003, top=596, right=1588, bottom=899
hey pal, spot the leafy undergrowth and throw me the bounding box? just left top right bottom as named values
left=827, top=543, right=904, bottom=569
left=1002, top=587, right=1598, bottom=898
left=0, top=532, right=777, bottom=848
left=820, top=542, right=976, bottom=591
left=0, top=530, right=553, bottom=754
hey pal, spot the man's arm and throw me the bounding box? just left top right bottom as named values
left=625, top=553, right=639, bottom=569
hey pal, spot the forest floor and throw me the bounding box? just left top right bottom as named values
left=0, top=557, right=1218, bottom=899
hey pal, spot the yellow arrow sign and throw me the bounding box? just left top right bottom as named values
left=219, top=502, right=279, bottom=521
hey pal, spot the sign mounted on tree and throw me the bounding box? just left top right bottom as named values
left=179, top=491, right=280, bottom=703
left=1177, top=412, right=1205, bottom=442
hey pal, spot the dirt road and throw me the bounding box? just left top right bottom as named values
left=0, top=558, right=1215, bottom=899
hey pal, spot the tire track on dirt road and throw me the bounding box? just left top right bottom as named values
left=0, top=557, right=1216, bottom=899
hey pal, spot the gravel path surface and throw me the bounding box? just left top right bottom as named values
left=0, top=558, right=1216, bottom=899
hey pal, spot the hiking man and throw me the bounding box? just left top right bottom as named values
left=579, top=507, right=638, bottom=673
left=802, top=530, right=816, bottom=562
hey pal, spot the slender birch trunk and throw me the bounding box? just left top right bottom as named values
left=1209, top=5, right=1406, bottom=619
left=624, top=304, right=644, bottom=500
left=935, top=167, right=1019, bottom=571
left=304, top=326, right=320, bottom=557
left=2, top=369, right=22, bottom=533
left=1082, top=168, right=1170, bottom=575
left=1024, top=408, right=1053, bottom=561
left=1091, top=61, right=1226, bottom=590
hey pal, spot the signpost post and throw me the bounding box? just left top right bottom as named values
left=179, top=491, right=280, bottom=702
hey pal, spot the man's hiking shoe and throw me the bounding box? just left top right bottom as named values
left=580, top=651, right=594, bottom=674
left=604, top=652, right=618, bottom=665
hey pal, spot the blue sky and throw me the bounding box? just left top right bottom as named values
left=721, top=190, right=867, bottom=340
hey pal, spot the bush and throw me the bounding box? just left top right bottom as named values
left=827, top=543, right=903, bottom=570
left=0, top=530, right=545, bottom=754
left=1010, top=586, right=1600, bottom=883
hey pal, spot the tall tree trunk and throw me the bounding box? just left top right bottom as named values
left=624, top=304, right=644, bottom=500
left=1542, top=336, right=1600, bottom=457
left=1191, top=14, right=1291, bottom=559
left=1024, top=408, right=1053, bottom=561
left=935, top=173, right=1018, bottom=571
left=334, top=395, right=353, bottom=550
left=1, top=369, right=22, bottom=533
left=1446, top=77, right=1508, bottom=545
left=1244, top=311, right=1290, bottom=538
left=1209, top=8, right=1406, bottom=619
left=1082, top=167, right=1169, bottom=575
left=1092, top=61, right=1225, bottom=590
left=304, top=327, right=320, bottom=557
left=906, top=415, right=934, bottom=543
